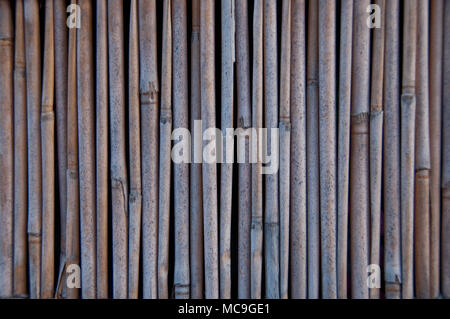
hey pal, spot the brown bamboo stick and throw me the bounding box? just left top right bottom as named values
left=0, top=0, right=14, bottom=299
left=108, top=0, right=128, bottom=299
left=24, top=0, right=42, bottom=299
left=128, top=0, right=142, bottom=300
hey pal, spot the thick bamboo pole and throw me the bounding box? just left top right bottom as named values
left=190, top=0, right=204, bottom=299
left=318, top=0, right=337, bottom=299
left=0, top=0, right=14, bottom=299
left=24, top=0, right=42, bottom=299
left=306, top=0, right=320, bottom=299
left=383, top=0, right=402, bottom=299
left=336, top=0, right=353, bottom=299
left=235, top=0, right=251, bottom=299
left=108, top=0, right=128, bottom=299
left=128, top=0, right=142, bottom=300
left=139, top=0, right=159, bottom=299
left=158, top=0, right=172, bottom=299
left=290, top=0, right=307, bottom=300
left=401, top=0, right=417, bottom=299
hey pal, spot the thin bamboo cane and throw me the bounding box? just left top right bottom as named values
left=24, top=0, right=42, bottom=299
left=139, top=0, right=159, bottom=299
left=128, top=0, right=142, bottom=300
left=318, top=0, right=337, bottom=299
left=201, top=0, right=219, bottom=299
left=429, top=0, right=444, bottom=299
left=220, top=0, right=234, bottom=299
left=190, top=0, right=204, bottom=299
left=337, top=0, right=353, bottom=300
left=158, top=0, right=172, bottom=299
left=401, top=0, right=417, bottom=299
left=108, top=0, right=128, bottom=299
left=96, top=0, right=108, bottom=299
left=383, top=0, right=402, bottom=299
left=251, top=0, right=263, bottom=299
left=264, top=0, right=280, bottom=299
left=13, top=0, right=28, bottom=298
left=0, top=0, right=14, bottom=299
left=235, top=0, right=251, bottom=300
left=369, top=0, right=385, bottom=300
left=290, top=0, right=307, bottom=300
left=306, top=0, right=320, bottom=299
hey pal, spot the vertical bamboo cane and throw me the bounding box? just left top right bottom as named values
left=0, top=0, right=13, bottom=299
left=306, top=0, right=320, bottom=299
left=158, top=0, right=172, bottom=299
left=201, top=0, right=219, bottom=299
left=318, top=0, right=337, bottom=299
left=128, top=0, right=142, bottom=299
left=108, top=0, right=128, bottom=299
left=401, top=0, right=417, bottom=299
left=24, top=0, right=42, bottom=299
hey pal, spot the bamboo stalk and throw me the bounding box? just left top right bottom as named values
left=13, top=0, right=28, bottom=298
left=201, top=0, right=219, bottom=299
left=336, top=0, right=353, bottom=300
left=190, top=0, right=204, bottom=299
left=139, top=0, right=159, bottom=299
left=401, top=0, right=417, bottom=299
left=306, top=0, right=320, bottom=299
left=318, top=0, right=337, bottom=299
left=383, top=0, right=402, bottom=299
left=128, top=0, right=142, bottom=300
left=24, top=0, right=42, bottom=299
left=158, top=0, right=172, bottom=299
left=108, top=0, right=128, bottom=299
left=0, top=0, right=14, bottom=299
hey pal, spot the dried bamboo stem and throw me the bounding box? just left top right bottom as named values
left=108, top=0, right=128, bottom=299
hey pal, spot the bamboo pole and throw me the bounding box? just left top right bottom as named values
left=139, top=0, right=159, bottom=299
left=158, top=0, right=172, bottom=299
left=96, top=0, right=108, bottom=299
left=24, top=0, right=42, bottom=299
left=13, top=0, right=28, bottom=298
left=290, top=0, right=307, bottom=300
left=401, top=0, right=417, bottom=299
left=306, top=0, right=320, bottom=299
left=318, top=0, right=337, bottom=299
left=235, top=0, right=251, bottom=300
left=251, top=0, right=263, bottom=299
left=220, top=0, right=234, bottom=299
left=128, top=0, right=142, bottom=299
left=369, top=0, right=385, bottom=300
left=383, top=0, right=402, bottom=299
left=108, top=0, right=128, bottom=299
left=429, top=0, right=444, bottom=299
left=0, top=0, right=13, bottom=299
left=201, top=0, right=219, bottom=299
left=190, top=0, right=204, bottom=299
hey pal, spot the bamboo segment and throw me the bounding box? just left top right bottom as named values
left=109, top=0, right=128, bottom=299
left=158, top=0, right=172, bottom=299
left=24, top=0, right=42, bottom=299
left=401, top=0, right=417, bottom=299
left=318, top=0, right=337, bottom=299
left=235, top=0, right=251, bottom=300
left=128, top=0, right=142, bottom=300
left=383, top=0, right=402, bottom=299
left=336, top=0, right=353, bottom=300
left=0, top=0, right=14, bottom=299
left=190, top=0, right=204, bottom=299
left=139, top=0, right=159, bottom=299
left=251, top=0, right=264, bottom=299
left=306, top=0, right=320, bottom=299
left=13, top=0, right=28, bottom=298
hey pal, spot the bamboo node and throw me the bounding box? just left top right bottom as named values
left=0, top=37, right=13, bottom=46
left=41, top=110, right=55, bottom=122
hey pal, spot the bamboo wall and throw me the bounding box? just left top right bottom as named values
left=0, top=0, right=449, bottom=299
